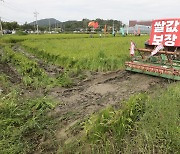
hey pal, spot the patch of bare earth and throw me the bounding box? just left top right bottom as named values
left=0, top=47, right=21, bottom=84
left=48, top=70, right=169, bottom=144
left=0, top=61, right=21, bottom=84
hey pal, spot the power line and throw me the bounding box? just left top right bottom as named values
left=0, top=0, right=28, bottom=25
left=3, top=0, right=32, bottom=15
left=1, top=0, right=34, bottom=25
left=2, top=3, right=30, bottom=15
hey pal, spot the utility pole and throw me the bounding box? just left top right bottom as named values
left=0, top=17, right=3, bottom=36
left=34, top=11, right=39, bottom=33
left=55, top=20, right=56, bottom=32
left=49, top=19, right=51, bottom=33
left=112, top=20, right=115, bottom=36
left=0, top=0, right=4, bottom=36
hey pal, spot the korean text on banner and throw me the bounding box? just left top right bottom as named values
left=149, top=18, right=180, bottom=47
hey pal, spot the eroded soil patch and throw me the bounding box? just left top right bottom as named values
left=49, top=70, right=169, bottom=143
left=0, top=61, right=21, bottom=84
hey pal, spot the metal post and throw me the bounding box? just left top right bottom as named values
left=0, top=17, right=3, bottom=35
left=55, top=20, right=56, bottom=32
left=34, top=11, right=39, bottom=33
left=49, top=19, right=51, bottom=33
left=112, top=20, right=115, bottom=36
left=0, top=0, right=4, bottom=35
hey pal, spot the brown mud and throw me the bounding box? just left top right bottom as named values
left=0, top=61, right=21, bottom=84
left=0, top=46, right=21, bottom=84
left=49, top=70, right=169, bottom=144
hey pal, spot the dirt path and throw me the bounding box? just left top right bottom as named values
left=49, top=70, right=168, bottom=142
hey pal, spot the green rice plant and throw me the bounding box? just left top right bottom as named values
left=21, top=35, right=149, bottom=71
left=0, top=46, right=57, bottom=88
left=57, top=71, right=73, bottom=87
left=1, top=33, right=101, bottom=44
left=84, top=94, right=146, bottom=142
left=0, top=78, right=58, bottom=153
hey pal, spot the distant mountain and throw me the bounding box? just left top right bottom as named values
left=29, top=18, right=61, bottom=27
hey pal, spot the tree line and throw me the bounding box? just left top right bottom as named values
left=1, top=18, right=125, bottom=33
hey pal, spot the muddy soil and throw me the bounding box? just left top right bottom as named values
left=0, top=47, right=22, bottom=84
left=0, top=61, right=21, bottom=84
left=49, top=70, right=169, bottom=143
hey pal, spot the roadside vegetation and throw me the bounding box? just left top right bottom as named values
left=0, top=34, right=179, bottom=153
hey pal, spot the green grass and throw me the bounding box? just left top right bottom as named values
left=21, top=34, right=148, bottom=71
left=0, top=45, right=57, bottom=89
left=0, top=74, right=58, bottom=153
left=1, top=34, right=104, bottom=43
left=1, top=34, right=149, bottom=88
left=123, top=83, right=180, bottom=153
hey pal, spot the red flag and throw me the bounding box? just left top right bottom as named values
left=94, top=22, right=99, bottom=29
left=88, top=21, right=99, bottom=29
left=88, top=21, right=94, bottom=27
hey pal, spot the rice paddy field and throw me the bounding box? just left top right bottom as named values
left=0, top=34, right=179, bottom=153
left=4, top=34, right=146, bottom=71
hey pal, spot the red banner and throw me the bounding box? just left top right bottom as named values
left=149, top=18, right=180, bottom=47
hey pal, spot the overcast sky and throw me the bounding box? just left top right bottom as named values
left=0, top=0, right=180, bottom=25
